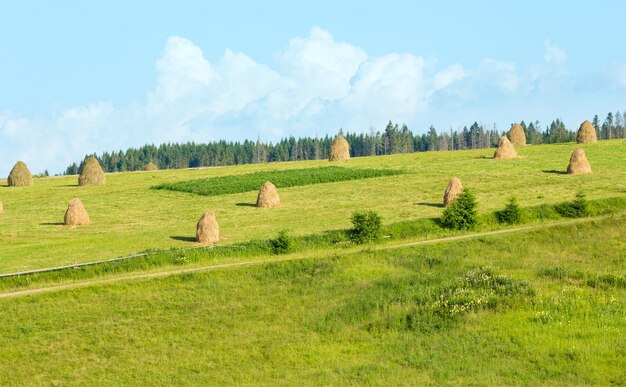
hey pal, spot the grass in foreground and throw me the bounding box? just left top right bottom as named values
left=152, top=166, right=404, bottom=196
left=0, top=215, right=624, bottom=384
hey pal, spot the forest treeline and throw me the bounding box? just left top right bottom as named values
left=65, top=111, right=625, bottom=175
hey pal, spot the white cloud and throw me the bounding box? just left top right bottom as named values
left=1, top=28, right=587, bottom=176
left=278, top=26, right=367, bottom=102
left=544, top=39, right=566, bottom=65
left=342, top=54, right=430, bottom=122
left=433, top=64, right=465, bottom=90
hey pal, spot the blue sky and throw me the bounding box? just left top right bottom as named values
left=1, top=1, right=625, bottom=175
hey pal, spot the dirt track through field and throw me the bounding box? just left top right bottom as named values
left=0, top=213, right=619, bottom=300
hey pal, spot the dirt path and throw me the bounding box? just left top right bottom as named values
left=0, top=213, right=618, bottom=300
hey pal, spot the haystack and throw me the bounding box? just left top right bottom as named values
left=329, top=135, right=350, bottom=161
left=144, top=162, right=158, bottom=171
left=78, top=157, right=105, bottom=186
left=196, top=210, right=219, bottom=244
left=509, top=123, right=526, bottom=147
left=64, top=198, right=90, bottom=227
left=493, top=135, right=517, bottom=160
left=256, top=181, right=280, bottom=208
left=7, top=161, right=33, bottom=187
left=443, top=177, right=463, bottom=207
left=567, top=148, right=592, bottom=175
left=577, top=120, right=597, bottom=144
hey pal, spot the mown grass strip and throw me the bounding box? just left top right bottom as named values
left=152, top=166, right=404, bottom=196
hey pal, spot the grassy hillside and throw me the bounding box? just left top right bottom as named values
left=1, top=140, right=625, bottom=273
left=0, top=215, right=623, bottom=384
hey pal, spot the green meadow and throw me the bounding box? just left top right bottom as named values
left=0, top=140, right=625, bottom=385
left=1, top=140, right=625, bottom=273
left=0, top=215, right=623, bottom=384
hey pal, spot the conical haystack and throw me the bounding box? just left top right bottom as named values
left=196, top=210, right=219, bottom=244
left=443, top=177, right=463, bottom=207
left=143, top=162, right=158, bottom=171
left=577, top=120, right=597, bottom=144
left=509, top=123, right=526, bottom=147
left=64, top=198, right=90, bottom=227
left=329, top=135, right=350, bottom=161
left=493, top=135, right=518, bottom=160
left=7, top=161, right=33, bottom=187
left=256, top=181, right=280, bottom=208
left=78, top=157, right=105, bottom=186
left=567, top=148, right=592, bottom=175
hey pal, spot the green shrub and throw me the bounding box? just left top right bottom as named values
left=440, top=190, right=478, bottom=230
left=496, top=197, right=521, bottom=224
left=270, top=230, right=294, bottom=254
left=555, top=191, right=589, bottom=218
left=349, top=210, right=383, bottom=244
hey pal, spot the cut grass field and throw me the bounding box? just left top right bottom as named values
left=0, top=140, right=625, bottom=274
left=0, top=214, right=623, bottom=384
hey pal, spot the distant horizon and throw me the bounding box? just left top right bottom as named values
left=2, top=1, right=625, bottom=175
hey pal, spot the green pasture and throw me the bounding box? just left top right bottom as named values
left=0, top=140, right=625, bottom=273
left=0, top=214, right=623, bottom=384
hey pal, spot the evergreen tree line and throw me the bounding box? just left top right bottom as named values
left=64, top=111, right=625, bottom=175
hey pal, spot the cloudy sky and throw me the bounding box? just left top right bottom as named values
left=1, top=1, right=625, bottom=175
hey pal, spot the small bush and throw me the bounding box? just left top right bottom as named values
left=349, top=210, right=383, bottom=244
left=270, top=230, right=294, bottom=254
left=440, top=190, right=478, bottom=230
left=496, top=197, right=521, bottom=224
left=556, top=191, right=589, bottom=218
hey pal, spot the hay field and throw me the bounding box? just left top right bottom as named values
left=0, top=140, right=625, bottom=273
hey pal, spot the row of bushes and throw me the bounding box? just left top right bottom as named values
left=270, top=190, right=592, bottom=253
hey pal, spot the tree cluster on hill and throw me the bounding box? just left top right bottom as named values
left=64, top=111, right=624, bottom=175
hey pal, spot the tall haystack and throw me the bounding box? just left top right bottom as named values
left=329, top=135, right=350, bottom=161
left=64, top=198, right=90, bottom=227
left=443, top=177, right=463, bottom=207
left=256, top=181, right=280, bottom=208
left=509, top=123, right=526, bottom=147
left=143, top=162, right=158, bottom=171
left=567, top=148, right=592, bottom=175
left=577, top=120, right=597, bottom=144
left=196, top=210, right=219, bottom=244
left=7, top=161, right=33, bottom=187
left=78, top=157, right=105, bottom=186
left=493, top=135, right=518, bottom=160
